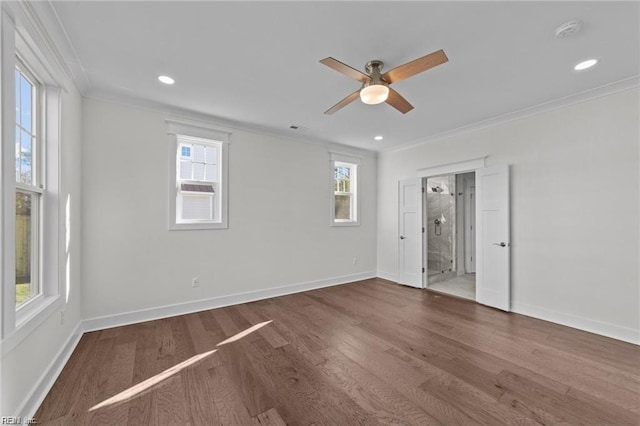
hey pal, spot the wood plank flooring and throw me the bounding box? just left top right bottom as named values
left=35, top=278, right=640, bottom=425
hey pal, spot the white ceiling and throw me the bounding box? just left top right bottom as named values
left=48, top=1, right=639, bottom=151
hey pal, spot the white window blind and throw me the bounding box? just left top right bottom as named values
left=181, top=194, right=213, bottom=220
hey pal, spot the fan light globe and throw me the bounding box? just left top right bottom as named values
left=360, top=84, right=389, bottom=105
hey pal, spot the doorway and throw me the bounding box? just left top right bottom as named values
left=424, top=172, right=476, bottom=300
left=397, top=161, right=511, bottom=312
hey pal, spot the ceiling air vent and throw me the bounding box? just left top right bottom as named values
left=555, top=20, right=583, bottom=38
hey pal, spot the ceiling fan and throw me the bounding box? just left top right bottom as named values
left=319, top=49, right=448, bottom=115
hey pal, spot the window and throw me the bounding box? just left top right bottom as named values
left=334, top=162, right=355, bottom=220
left=168, top=121, right=230, bottom=230
left=330, top=152, right=360, bottom=226
left=2, top=15, right=63, bottom=343
left=14, top=61, right=42, bottom=308
left=177, top=137, right=219, bottom=222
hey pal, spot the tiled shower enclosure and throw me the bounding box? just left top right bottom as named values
left=426, top=175, right=456, bottom=284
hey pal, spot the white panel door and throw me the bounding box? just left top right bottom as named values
left=476, top=165, right=510, bottom=311
left=398, top=178, right=423, bottom=288
left=465, top=181, right=476, bottom=273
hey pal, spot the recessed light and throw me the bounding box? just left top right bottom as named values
left=374, top=135, right=384, bottom=141
left=574, top=59, right=598, bottom=71
left=158, top=75, right=175, bottom=85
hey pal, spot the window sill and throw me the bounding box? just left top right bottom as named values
left=1, top=294, right=63, bottom=356
left=331, top=220, right=360, bottom=227
left=169, top=221, right=228, bottom=231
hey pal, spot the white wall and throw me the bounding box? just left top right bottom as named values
left=0, top=52, right=84, bottom=415
left=81, top=98, right=377, bottom=321
left=377, top=88, right=639, bottom=342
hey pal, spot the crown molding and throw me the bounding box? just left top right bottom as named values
left=1, top=1, right=82, bottom=92
left=27, top=1, right=89, bottom=93
left=385, top=75, right=640, bottom=154
left=10, top=1, right=636, bottom=157
left=85, top=88, right=377, bottom=158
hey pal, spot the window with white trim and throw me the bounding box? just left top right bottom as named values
left=168, top=121, right=229, bottom=230
left=14, top=59, right=42, bottom=308
left=330, top=152, right=360, bottom=226
left=177, top=137, right=219, bottom=222
left=2, top=13, right=63, bottom=342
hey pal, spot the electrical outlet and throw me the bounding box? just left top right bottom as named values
left=192, top=277, right=200, bottom=288
left=352, top=257, right=357, bottom=265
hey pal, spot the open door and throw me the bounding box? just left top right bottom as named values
left=464, top=178, right=476, bottom=273
left=398, top=178, right=423, bottom=288
left=476, top=165, right=510, bottom=311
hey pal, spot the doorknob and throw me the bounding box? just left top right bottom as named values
left=493, top=242, right=507, bottom=247
left=400, top=236, right=406, bottom=240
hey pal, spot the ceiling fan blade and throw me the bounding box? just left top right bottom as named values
left=385, top=88, right=414, bottom=114
left=382, top=49, right=448, bottom=84
left=320, top=57, right=371, bottom=82
left=324, top=90, right=361, bottom=114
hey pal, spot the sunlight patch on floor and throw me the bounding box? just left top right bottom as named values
left=216, top=320, right=273, bottom=346
left=89, top=319, right=274, bottom=412
left=89, top=349, right=218, bottom=411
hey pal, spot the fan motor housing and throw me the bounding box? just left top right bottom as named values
left=364, top=60, right=387, bottom=87
left=365, top=60, right=384, bottom=75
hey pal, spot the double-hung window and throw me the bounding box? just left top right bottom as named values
left=330, top=152, right=360, bottom=226
left=2, top=14, right=63, bottom=343
left=14, top=60, right=41, bottom=308
left=177, top=137, right=219, bottom=222
left=168, top=121, right=230, bottom=230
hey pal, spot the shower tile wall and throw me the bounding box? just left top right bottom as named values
left=427, top=175, right=456, bottom=284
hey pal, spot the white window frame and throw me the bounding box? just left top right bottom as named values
left=167, top=120, right=230, bottom=230
left=330, top=152, right=360, bottom=226
left=1, top=9, right=63, bottom=347
left=14, top=58, right=43, bottom=312
left=176, top=136, right=218, bottom=223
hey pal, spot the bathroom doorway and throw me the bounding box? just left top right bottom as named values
left=424, top=172, right=476, bottom=300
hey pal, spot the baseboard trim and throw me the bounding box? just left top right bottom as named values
left=376, top=271, right=398, bottom=283
left=12, top=272, right=376, bottom=418
left=375, top=276, right=398, bottom=285
left=377, top=271, right=638, bottom=344
left=15, top=321, right=83, bottom=420
left=13, top=273, right=636, bottom=421
left=511, top=301, right=640, bottom=345
left=83, top=271, right=376, bottom=332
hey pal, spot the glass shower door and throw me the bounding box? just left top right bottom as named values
left=426, top=175, right=456, bottom=285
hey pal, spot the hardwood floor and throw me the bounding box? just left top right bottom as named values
left=35, top=279, right=640, bottom=425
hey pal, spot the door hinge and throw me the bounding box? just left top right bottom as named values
left=422, top=227, right=425, bottom=233
left=422, top=187, right=425, bottom=193
left=422, top=267, right=425, bottom=273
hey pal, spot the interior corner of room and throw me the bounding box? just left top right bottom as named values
left=0, top=1, right=638, bottom=423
